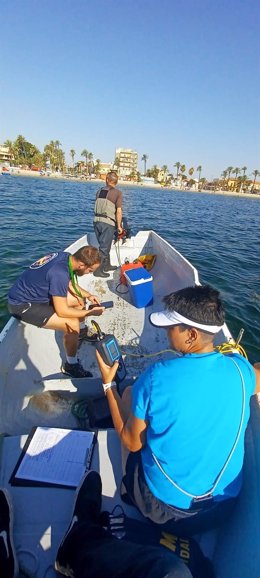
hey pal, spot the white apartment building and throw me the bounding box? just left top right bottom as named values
left=114, top=148, right=138, bottom=177
left=0, top=145, right=12, bottom=164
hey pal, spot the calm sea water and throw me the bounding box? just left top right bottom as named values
left=0, top=176, right=259, bottom=361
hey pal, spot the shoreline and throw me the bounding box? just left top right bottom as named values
left=3, top=168, right=260, bottom=199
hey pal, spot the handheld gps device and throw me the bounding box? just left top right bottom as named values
left=91, top=321, right=127, bottom=383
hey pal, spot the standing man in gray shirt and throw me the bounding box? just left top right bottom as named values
left=93, top=171, right=123, bottom=278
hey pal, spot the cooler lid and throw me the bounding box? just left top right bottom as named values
left=124, top=268, right=153, bottom=285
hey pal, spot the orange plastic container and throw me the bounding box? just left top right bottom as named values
left=120, top=261, right=144, bottom=285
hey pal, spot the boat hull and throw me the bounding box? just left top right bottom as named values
left=1, top=230, right=258, bottom=578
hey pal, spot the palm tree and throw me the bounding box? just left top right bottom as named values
left=129, top=170, right=137, bottom=182
left=114, top=157, right=120, bottom=171
left=45, top=140, right=61, bottom=170
left=224, top=166, right=233, bottom=190
left=221, top=170, right=228, bottom=190
left=241, top=166, right=247, bottom=177
left=81, top=149, right=89, bottom=169
left=4, top=139, right=13, bottom=150
left=237, top=175, right=247, bottom=193
left=88, top=152, right=93, bottom=175
left=141, top=154, right=148, bottom=175
left=54, top=141, right=62, bottom=169
left=232, top=167, right=241, bottom=191
left=196, top=165, right=202, bottom=182
left=180, top=164, right=186, bottom=188
left=14, top=134, right=27, bottom=161
left=226, top=166, right=233, bottom=178
left=58, top=150, right=65, bottom=173
left=232, top=167, right=241, bottom=179
left=70, top=149, right=76, bottom=172
left=46, top=141, right=58, bottom=167
left=188, top=167, right=194, bottom=176
left=162, top=165, right=168, bottom=179
left=49, top=140, right=56, bottom=154
left=94, top=158, right=101, bottom=176
left=251, top=169, right=260, bottom=191
left=74, top=161, right=81, bottom=175
left=174, top=162, right=181, bottom=178
left=44, top=142, right=54, bottom=170
left=150, top=165, right=159, bottom=180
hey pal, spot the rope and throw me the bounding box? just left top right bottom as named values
left=71, top=399, right=92, bottom=429
left=115, top=281, right=129, bottom=295
left=215, top=342, right=248, bottom=359
left=114, top=240, right=130, bottom=294
left=152, top=356, right=246, bottom=500
left=120, top=347, right=180, bottom=358
left=114, top=240, right=122, bottom=267
left=215, top=328, right=248, bottom=359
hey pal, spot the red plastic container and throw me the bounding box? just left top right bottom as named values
left=120, top=262, right=144, bottom=285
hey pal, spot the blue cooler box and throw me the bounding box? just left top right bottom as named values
left=124, top=268, right=153, bottom=308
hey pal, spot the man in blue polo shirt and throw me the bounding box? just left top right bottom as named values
left=8, top=246, right=105, bottom=378
left=96, top=285, right=259, bottom=534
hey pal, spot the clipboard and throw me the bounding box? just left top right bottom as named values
left=9, top=426, right=97, bottom=488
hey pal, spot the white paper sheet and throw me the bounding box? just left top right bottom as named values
left=15, top=427, right=96, bottom=486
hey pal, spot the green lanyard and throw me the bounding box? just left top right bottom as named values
left=68, top=255, right=83, bottom=298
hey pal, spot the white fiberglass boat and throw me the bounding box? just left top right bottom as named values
left=0, top=230, right=259, bottom=578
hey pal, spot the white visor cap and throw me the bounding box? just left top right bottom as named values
left=149, top=309, right=224, bottom=334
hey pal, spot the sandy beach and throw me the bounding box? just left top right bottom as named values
left=4, top=168, right=260, bottom=199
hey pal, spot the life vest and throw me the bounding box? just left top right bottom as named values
left=94, top=188, right=116, bottom=225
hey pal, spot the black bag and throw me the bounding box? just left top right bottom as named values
left=101, top=512, right=215, bottom=578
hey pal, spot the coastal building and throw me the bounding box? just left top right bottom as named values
left=172, top=177, right=182, bottom=188
left=114, top=148, right=138, bottom=178
left=0, top=145, right=12, bottom=164
left=252, top=181, right=260, bottom=192
left=227, top=178, right=260, bottom=193
left=97, top=162, right=113, bottom=180
left=156, top=168, right=171, bottom=183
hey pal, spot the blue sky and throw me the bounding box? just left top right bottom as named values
left=1, top=0, right=259, bottom=179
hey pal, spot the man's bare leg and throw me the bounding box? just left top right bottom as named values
left=43, top=314, right=80, bottom=357
left=43, top=313, right=92, bottom=377
left=44, top=288, right=85, bottom=358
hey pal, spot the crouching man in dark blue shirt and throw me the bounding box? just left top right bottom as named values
left=8, top=246, right=104, bottom=378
